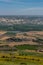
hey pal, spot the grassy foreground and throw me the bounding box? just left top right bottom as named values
left=0, top=58, right=43, bottom=65
left=0, top=52, right=43, bottom=65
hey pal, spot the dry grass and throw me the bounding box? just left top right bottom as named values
left=0, top=31, right=43, bottom=46
left=0, top=36, right=10, bottom=40
left=0, top=31, right=7, bottom=35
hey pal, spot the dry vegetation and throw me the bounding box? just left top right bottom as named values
left=0, top=31, right=43, bottom=45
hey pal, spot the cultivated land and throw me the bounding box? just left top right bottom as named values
left=0, top=30, right=43, bottom=65
left=0, top=16, right=43, bottom=65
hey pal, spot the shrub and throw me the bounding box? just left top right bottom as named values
left=20, top=63, right=27, bottom=65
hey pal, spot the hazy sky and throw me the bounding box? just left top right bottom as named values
left=0, top=0, right=43, bottom=15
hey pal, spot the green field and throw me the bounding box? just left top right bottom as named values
left=15, top=45, right=43, bottom=50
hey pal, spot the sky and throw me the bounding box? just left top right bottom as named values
left=0, top=0, right=43, bottom=15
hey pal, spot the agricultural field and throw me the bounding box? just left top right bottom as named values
left=0, top=24, right=43, bottom=65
